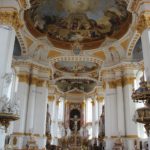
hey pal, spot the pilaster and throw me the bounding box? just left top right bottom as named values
left=122, top=67, right=138, bottom=150
left=103, top=70, right=118, bottom=150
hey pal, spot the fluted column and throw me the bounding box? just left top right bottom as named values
left=10, top=71, right=30, bottom=149
left=82, top=100, right=86, bottom=126
left=51, top=96, right=60, bottom=145
left=91, top=98, right=96, bottom=138
left=96, top=96, right=104, bottom=136
left=103, top=71, right=118, bottom=150
left=32, top=79, right=48, bottom=149
left=115, top=69, right=125, bottom=137
left=25, top=72, right=37, bottom=133
left=135, top=4, right=150, bottom=150
left=123, top=68, right=138, bottom=149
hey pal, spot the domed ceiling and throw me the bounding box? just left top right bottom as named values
left=25, top=0, right=132, bottom=50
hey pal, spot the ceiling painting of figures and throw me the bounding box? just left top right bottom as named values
left=25, top=0, right=132, bottom=50
left=56, top=79, right=97, bottom=93
left=54, top=61, right=99, bottom=73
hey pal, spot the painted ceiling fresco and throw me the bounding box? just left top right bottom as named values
left=54, top=61, right=99, bottom=73
left=25, top=0, right=131, bottom=49
left=56, top=79, right=96, bottom=93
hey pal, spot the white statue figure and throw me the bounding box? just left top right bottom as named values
left=0, top=95, right=9, bottom=112
left=70, top=115, right=80, bottom=133
left=0, top=94, right=20, bottom=115
left=2, top=73, right=13, bottom=88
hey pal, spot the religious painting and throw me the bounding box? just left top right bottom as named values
left=25, top=0, right=132, bottom=49
left=54, top=61, right=99, bottom=73
left=69, top=109, right=81, bottom=132
left=56, top=79, right=97, bottom=93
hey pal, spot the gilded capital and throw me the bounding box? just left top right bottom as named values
left=116, top=79, right=123, bottom=87
left=136, top=13, right=150, bottom=33
left=17, top=74, right=29, bottom=83
left=0, top=10, right=23, bottom=30
left=108, top=81, right=116, bottom=89
left=122, top=77, right=135, bottom=86
left=82, top=100, right=86, bottom=108
left=48, top=96, right=55, bottom=102
left=97, top=96, right=104, bottom=103
left=91, top=99, right=95, bottom=106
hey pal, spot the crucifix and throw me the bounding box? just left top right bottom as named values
left=70, top=115, right=80, bottom=133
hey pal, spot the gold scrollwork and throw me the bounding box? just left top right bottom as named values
left=0, top=10, right=23, bottom=30
left=136, top=13, right=150, bottom=33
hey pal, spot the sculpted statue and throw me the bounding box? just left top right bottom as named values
left=2, top=73, right=13, bottom=88
left=0, top=94, right=20, bottom=115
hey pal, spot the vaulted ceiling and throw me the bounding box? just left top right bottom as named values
left=12, top=0, right=143, bottom=94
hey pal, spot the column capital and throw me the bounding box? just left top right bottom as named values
left=136, top=12, right=150, bottom=33
left=17, top=73, right=30, bottom=84
left=108, top=80, right=116, bottom=89
left=48, top=95, right=55, bottom=102
left=82, top=100, right=86, bottom=108
left=0, top=9, right=23, bottom=31
left=122, top=76, right=135, bottom=86
left=97, top=96, right=104, bottom=103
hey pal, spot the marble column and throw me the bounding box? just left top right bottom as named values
left=123, top=68, right=138, bottom=150
left=103, top=72, right=118, bottom=150
left=96, top=96, right=104, bottom=136
left=92, top=98, right=96, bottom=138
left=0, top=25, right=16, bottom=149
left=26, top=75, right=37, bottom=133
left=0, top=25, right=16, bottom=98
left=51, top=96, right=60, bottom=145
left=115, top=70, right=125, bottom=137
left=10, top=72, right=30, bottom=149
left=33, top=79, right=48, bottom=149
left=141, top=29, right=150, bottom=82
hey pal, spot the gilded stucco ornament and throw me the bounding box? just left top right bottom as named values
left=136, top=13, right=150, bottom=33
left=0, top=10, right=23, bottom=30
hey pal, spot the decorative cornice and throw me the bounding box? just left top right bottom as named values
left=0, top=9, right=23, bottom=30
left=136, top=12, right=150, bottom=33
left=17, top=74, right=48, bottom=87
left=13, top=60, right=51, bottom=75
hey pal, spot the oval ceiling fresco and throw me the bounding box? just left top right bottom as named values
left=54, top=61, right=99, bottom=73
left=56, top=79, right=97, bottom=93
left=25, top=0, right=132, bottom=50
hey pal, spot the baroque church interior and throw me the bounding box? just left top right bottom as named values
left=0, top=0, right=150, bottom=150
